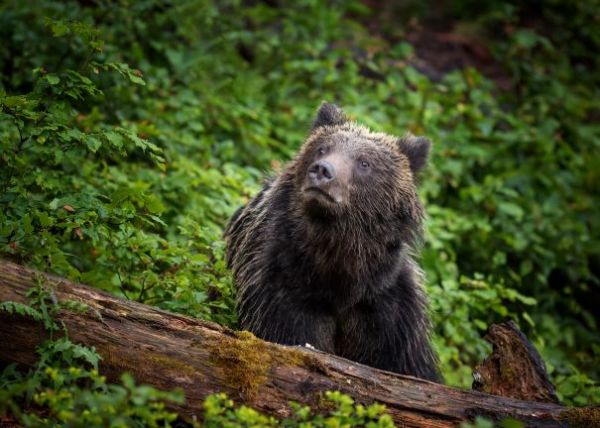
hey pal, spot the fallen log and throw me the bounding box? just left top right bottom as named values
left=0, top=260, right=594, bottom=427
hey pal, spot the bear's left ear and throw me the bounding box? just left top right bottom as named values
left=311, top=102, right=347, bottom=131
left=397, top=135, right=432, bottom=174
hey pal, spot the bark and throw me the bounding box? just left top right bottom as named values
left=0, top=260, right=594, bottom=427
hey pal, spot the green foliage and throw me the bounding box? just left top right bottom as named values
left=1, top=273, right=89, bottom=331
left=203, top=391, right=394, bottom=427
left=461, top=417, right=524, bottom=428
left=0, top=0, right=598, bottom=418
left=0, top=344, right=184, bottom=427
left=2, top=280, right=57, bottom=331
left=0, top=285, right=183, bottom=427
left=0, top=301, right=45, bottom=324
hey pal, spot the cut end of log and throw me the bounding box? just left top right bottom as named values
left=472, top=320, right=560, bottom=404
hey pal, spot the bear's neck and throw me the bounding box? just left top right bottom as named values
left=284, top=191, right=412, bottom=281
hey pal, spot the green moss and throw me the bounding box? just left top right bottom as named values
left=559, top=407, right=600, bottom=428
left=146, top=354, right=198, bottom=378
left=207, top=330, right=325, bottom=399
left=207, top=330, right=274, bottom=399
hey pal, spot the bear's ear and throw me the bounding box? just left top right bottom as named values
left=311, top=102, right=347, bottom=131
left=397, top=135, right=432, bottom=174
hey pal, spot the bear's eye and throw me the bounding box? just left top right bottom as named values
left=358, top=159, right=370, bottom=170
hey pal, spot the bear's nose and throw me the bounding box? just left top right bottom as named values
left=308, top=160, right=336, bottom=186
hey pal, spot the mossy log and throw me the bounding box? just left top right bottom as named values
left=0, top=260, right=594, bottom=427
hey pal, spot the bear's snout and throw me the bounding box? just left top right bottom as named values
left=308, top=160, right=336, bottom=187
left=303, top=153, right=352, bottom=206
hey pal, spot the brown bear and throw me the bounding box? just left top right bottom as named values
left=225, top=102, right=440, bottom=382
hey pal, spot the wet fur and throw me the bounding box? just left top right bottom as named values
left=225, top=104, right=440, bottom=382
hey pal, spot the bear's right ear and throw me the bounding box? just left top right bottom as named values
left=397, top=135, right=432, bottom=174
left=311, top=102, right=347, bottom=131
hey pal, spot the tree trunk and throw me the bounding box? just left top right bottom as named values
left=0, top=260, right=593, bottom=427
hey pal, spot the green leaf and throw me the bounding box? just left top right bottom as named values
left=22, top=214, right=33, bottom=234
left=85, top=136, right=102, bottom=153
left=46, top=74, right=61, bottom=85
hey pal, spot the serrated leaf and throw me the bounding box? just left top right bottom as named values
left=85, top=136, right=102, bottom=152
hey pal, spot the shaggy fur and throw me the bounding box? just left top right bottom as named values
left=225, top=103, right=440, bottom=382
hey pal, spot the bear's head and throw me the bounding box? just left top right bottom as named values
left=293, top=103, right=431, bottom=241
